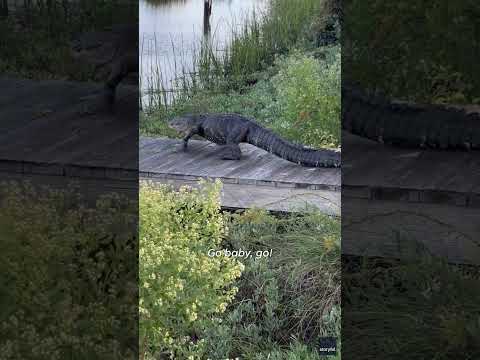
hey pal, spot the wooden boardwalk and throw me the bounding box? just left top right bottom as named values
left=343, top=132, right=480, bottom=264
left=140, top=137, right=341, bottom=215
left=0, top=77, right=138, bottom=200
left=0, top=77, right=137, bottom=169
left=2, top=77, right=478, bottom=263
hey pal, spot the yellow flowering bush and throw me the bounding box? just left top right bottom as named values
left=139, top=180, right=244, bottom=359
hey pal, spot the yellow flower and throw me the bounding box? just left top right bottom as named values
left=323, top=235, right=337, bottom=252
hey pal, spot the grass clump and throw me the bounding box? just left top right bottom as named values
left=203, top=209, right=341, bottom=359
left=343, top=251, right=480, bottom=359
left=344, top=0, right=480, bottom=104
left=223, top=0, right=322, bottom=88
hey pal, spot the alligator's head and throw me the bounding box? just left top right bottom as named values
left=167, top=115, right=198, bottom=134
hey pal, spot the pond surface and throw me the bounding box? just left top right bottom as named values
left=140, top=0, right=267, bottom=105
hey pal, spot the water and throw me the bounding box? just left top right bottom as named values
left=140, top=0, right=268, bottom=106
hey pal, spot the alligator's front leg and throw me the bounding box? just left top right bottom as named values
left=182, top=128, right=198, bottom=150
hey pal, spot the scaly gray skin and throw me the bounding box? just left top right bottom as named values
left=70, top=24, right=138, bottom=112
left=342, top=83, right=480, bottom=149
left=168, top=113, right=341, bottom=168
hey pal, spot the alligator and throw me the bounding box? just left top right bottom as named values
left=70, top=24, right=138, bottom=112
left=168, top=113, right=341, bottom=168
left=342, top=83, right=480, bottom=149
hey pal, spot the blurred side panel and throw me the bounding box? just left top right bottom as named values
left=0, top=1, right=139, bottom=358
left=342, top=0, right=480, bottom=358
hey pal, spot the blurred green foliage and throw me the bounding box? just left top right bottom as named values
left=344, top=0, right=480, bottom=104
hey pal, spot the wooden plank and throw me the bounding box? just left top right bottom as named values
left=343, top=131, right=479, bottom=195
left=0, top=171, right=137, bottom=206
left=0, top=77, right=137, bottom=170
left=139, top=136, right=158, bottom=150
left=342, top=197, right=480, bottom=264
left=140, top=136, right=341, bottom=188
left=141, top=177, right=340, bottom=215
left=142, top=142, right=214, bottom=175
left=0, top=79, right=98, bottom=135
left=403, top=151, right=479, bottom=193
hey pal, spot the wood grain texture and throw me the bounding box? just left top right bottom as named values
left=140, top=177, right=340, bottom=215
left=342, top=197, right=480, bottom=264
left=342, top=131, right=480, bottom=208
left=139, top=136, right=341, bottom=213
left=139, top=137, right=340, bottom=189
left=343, top=131, right=480, bottom=264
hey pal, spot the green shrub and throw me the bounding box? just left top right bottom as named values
left=0, top=181, right=137, bottom=360
left=272, top=48, right=341, bottom=147
left=139, top=180, right=244, bottom=359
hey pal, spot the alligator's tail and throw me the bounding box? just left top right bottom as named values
left=247, top=125, right=340, bottom=168
left=342, top=84, right=480, bottom=149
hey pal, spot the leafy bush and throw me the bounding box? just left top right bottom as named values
left=139, top=180, right=244, bottom=359
left=0, top=181, right=137, bottom=360
left=272, top=48, right=341, bottom=147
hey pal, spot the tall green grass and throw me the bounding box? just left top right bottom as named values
left=344, top=0, right=480, bottom=103
left=343, top=250, right=480, bottom=359
left=141, top=0, right=326, bottom=110
left=0, top=0, right=136, bottom=80
left=225, top=0, right=320, bottom=84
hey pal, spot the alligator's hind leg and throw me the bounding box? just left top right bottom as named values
left=220, top=128, right=248, bottom=160
left=219, top=144, right=242, bottom=160
left=77, top=54, right=137, bottom=115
